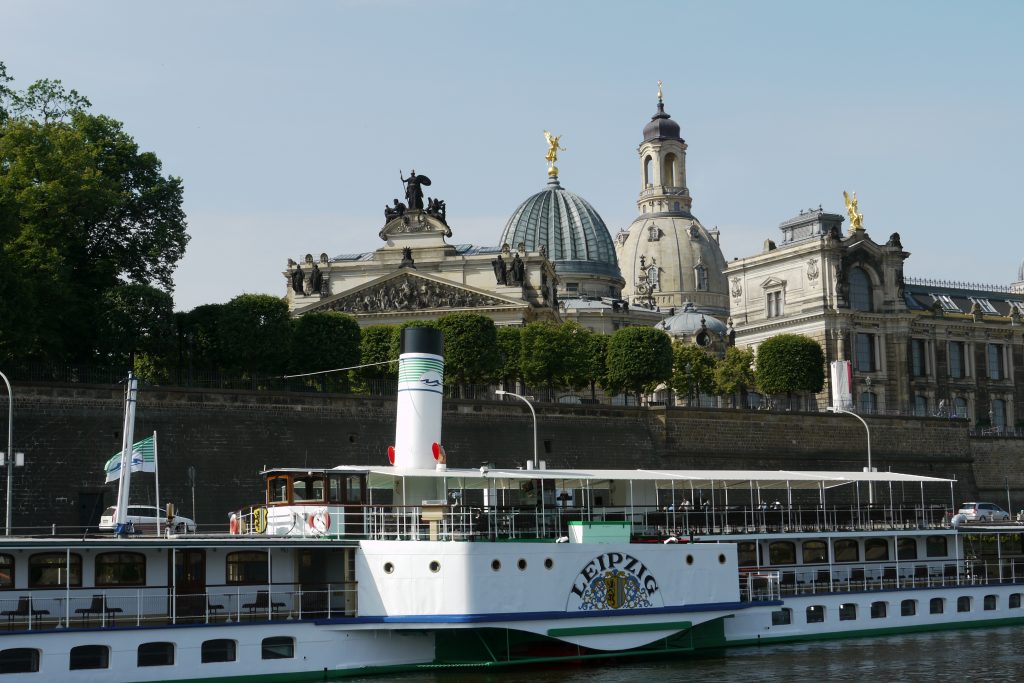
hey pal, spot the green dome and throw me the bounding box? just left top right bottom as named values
left=500, top=178, right=621, bottom=279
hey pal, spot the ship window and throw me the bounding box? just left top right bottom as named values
left=0, top=554, right=12, bottom=589
left=292, top=475, right=325, bottom=503
left=345, top=475, right=364, bottom=504
left=69, top=645, right=109, bottom=670
left=1010, top=593, right=1021, bottom=609
left=771, top=608, right=791, bottom=625
left=839, top=603, right=856, bottom=621
left=137, top=642, right=175, bottom=667
left=0, top=648, right=39, bottom=673
left=864, top=538, right=889, bottom=562
left=925, top=536, right=948, bottom=558
left=95, top=552, right=146, bottom=586
left=28, top=552, right=82, bottom=587
left=268, top=476, right=289, bottom=504
left=805, top=605, right=824, bottom=623
left=737, top=542, right=757, bottom=567
left=768, top=541, right=796, bottom=565
left=832, top=539, right=859, bottom=562
left=201, top=639, right=237, bottom=663
left=897, top=538, right=917, bottom=560
left=261, top=636, right=294, bottom=660
left=930, top=597, right=944, bottom=614
left=226, top=551, right=269, bottom=585
left=984, top=595, right=997, bottom=611
left=957, top=596, right=971, bottom=612
left=870, top=601, right=887, bottom=618
left=901, top=599, right=916, bottom=616
left=801, top=540, right=827, bottom=564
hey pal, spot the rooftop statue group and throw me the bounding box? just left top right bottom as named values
left=290, top=262, right=324, bottom=296
left=384, top=170, right=446, bottom=223
left=492, top=252, right=526, bottom=286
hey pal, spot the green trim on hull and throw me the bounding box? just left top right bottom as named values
left=548, top=620, right=693, bottom=637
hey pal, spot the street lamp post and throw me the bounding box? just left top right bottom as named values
left=828, top=405, right=874, bottom=504
left=495, top=390, right=538, bottom=469
left=0, top=371, right=12, bottom=536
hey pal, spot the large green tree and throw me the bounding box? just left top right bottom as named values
left=95, top=283, right=175, bottom=371
left=560, top=322, right=599, bottom=391
left=715, top=347, right=757, bottom=407
left=435, top=313, right=501, bottom=390
left=0, top=65, right=188, bottom=364
left=495, top=326, right=522, bottom=389
left=604, top=327, right=673, bottom=402
left=290, top=312, right=361, bottom=392
left=355, top=325, right=399, bottom=392
left=519, top=322, right=567, bottom=398
left=217, top=294, right=292, bottom=376
left=755, top=334, right=825, bottom=407
left=670, top=343, right=717, bottom=406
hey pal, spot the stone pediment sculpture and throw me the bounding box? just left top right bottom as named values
left=379, top=205, right=453, bottom=241
left=311, top=272, right=521, bottom=316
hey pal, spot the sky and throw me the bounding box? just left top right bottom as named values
left=5, top=0, right=1023, bottom=312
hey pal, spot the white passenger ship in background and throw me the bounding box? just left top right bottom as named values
left=1, top=327, right=1022, bottom=681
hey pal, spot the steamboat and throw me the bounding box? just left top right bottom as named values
left=0, top=327, right=1020, bottom=681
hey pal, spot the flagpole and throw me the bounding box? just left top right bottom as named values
left=154, top=431, right=161, bottom=536
left=114, top=373, right=139, bottom=533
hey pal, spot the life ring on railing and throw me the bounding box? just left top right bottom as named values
left=309, top=509, right=331, bottom=535
left=229, top=513, right=239, bottom=535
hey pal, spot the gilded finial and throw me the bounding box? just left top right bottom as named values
left=657, top=80, right=664, bottom=102
left=543, top=130, right=566, bottom=178
left=843, top=191, right=865, bottom=232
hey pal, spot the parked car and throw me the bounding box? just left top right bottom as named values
left=957, top=502, right=1010, bottom=522
left=99, top=505, right=196, bottom=533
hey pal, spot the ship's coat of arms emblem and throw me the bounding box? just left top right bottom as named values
left=567, top=552, right=663, bottom=611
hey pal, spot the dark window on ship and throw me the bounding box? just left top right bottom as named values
left=806, top=605, right=824, bottom=623
left=771, top=608, right=791, bottom=626
left=0, top=648, right=39, bottom=674
left=0, top=554, right=13, bottom=589
left=925, top=536, right=948, bottom=558
left=267, top=476, right=289, bottom=504
left=28, top=552, right=82, bottom=588
left=839, top=603, right=856, bottom=621
left=95, top=552, right=146, bottom=586
left=261, top=636, right=295, bottom=660
left=930, top=598, right=944, bottom=614
left=801, top=540, right=827, bottom=564
left=1010, top=594, right=1021, bottom=609
left=901, top=599, right=916, bottom=616
left=226, top=551, right=269, bottom=585
left=870, top=601, right=887, bottom=619
left=201, top=639, right=237, bottom=663
left=69, top=645, right=109, bottom=670
left=833, top=539, right=859, bottom=563
left=137, top=642, right=174, bottom=667
left=769, top=541, right=796, bottom=565
left=957, top=596, right=971, bottom=613
left=897, top=538, right=918, bottom=561
left=737, top=542, right=758, bottom=567
left=984, top=595, right=997, bottom=611
left=849, top=267, right=872, bottom=311
left=864, top=538, right=889, bottom=562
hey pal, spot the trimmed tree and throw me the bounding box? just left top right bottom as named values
left=435, top=313, right=501, bottom=394
left=519, top=322, right=567, bottom=399
left=670, top=343, right=718, bottom=407
left=495, top=326, right=522, bottom=391
left=355, top=325, right=399, bottom=393
left=217, top=294, right=292, bottom=377
left=715, top=347, right=756, bottom=407
left=754, top=334, right=825, bottom=408
left=290, top=312, right=361, bottom=392
left=604, top=327, right=673, bottom=403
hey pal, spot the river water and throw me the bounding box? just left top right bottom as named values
left=347, top=626, right=1024, bottom=683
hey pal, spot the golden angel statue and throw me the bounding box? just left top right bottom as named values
left=543, top=130, right=565, bottom=165
left=843, top=191, right=864, bottom=232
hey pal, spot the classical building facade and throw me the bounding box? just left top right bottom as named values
left=725, top=207, right=1024, bottom=428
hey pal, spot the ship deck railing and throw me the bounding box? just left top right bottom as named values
left=0, top=582, right=357, bottom=632
left=740, top=558, right=1024, bottom=602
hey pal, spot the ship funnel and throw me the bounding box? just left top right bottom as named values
left=392, top=327, right=444, bottom=469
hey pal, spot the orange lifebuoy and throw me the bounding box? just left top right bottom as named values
left=229, top=513, right=239, bottom=535
left=309, top=509, right=331, bottom=534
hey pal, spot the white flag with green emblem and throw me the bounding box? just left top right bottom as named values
left=104, top=436, right=156, bottom=483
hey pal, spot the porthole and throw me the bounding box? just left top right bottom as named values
left=517, top=558, right=527, bottom=571
left=383, top=562, right=394, bottom=574
left=429, top=560, right=440, bottom=573
left=686, top=555, right=694, bottom=565
left=544, top=558, right=554, bottom=570
left=718, top=554, right=727, bottom=564
left=491, top=559, right=501, bottom=572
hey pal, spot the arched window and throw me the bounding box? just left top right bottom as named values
left=768, top=541, right=796, bottom=565
left=802, top=540, right=828, bottom=564
left=833, top=539, right=859, bottom=562
left=897, top=538, right=918, bottom=560
left=848, top=267, right=872, bottom=311
left=0, top=554, right=13, bottom=589
left=644, top=156, right=653, bottom=187
left=29, top=552, right=81, bottom=587
left=865, top=538, right=889, bottom=561
left=859, top=391, right=877, bottom=414
left=925, top=536, right=948, bottom=558
left=663, top=153, right=676, bottom=186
